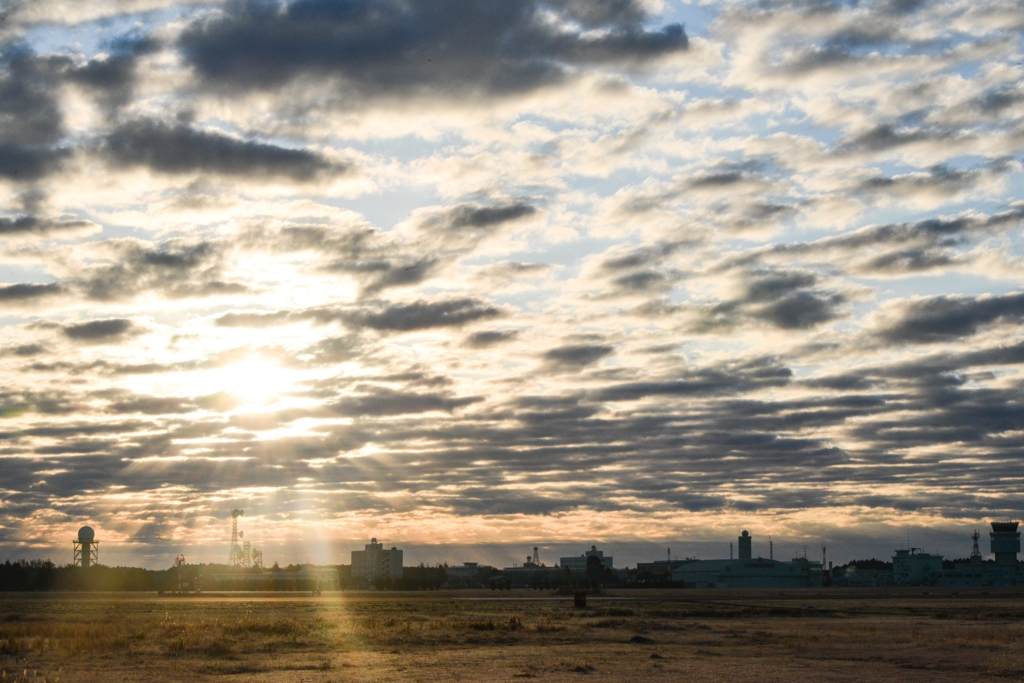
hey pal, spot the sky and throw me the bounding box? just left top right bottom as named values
left=1, top=0, right=1023, bottom=570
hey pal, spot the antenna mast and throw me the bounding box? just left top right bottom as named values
left=971, top=529, right=982, bottom=559
left=229, top=509, right=244, bottom=566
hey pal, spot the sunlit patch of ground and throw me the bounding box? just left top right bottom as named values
left=1, top=589, right=1023, bottom=682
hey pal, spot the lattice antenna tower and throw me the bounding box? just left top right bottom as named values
left=228, top=509, right=244, bottom=566
left=971, top=529, right=982, bottom=559
left=532, top=546, right=540, bottom=566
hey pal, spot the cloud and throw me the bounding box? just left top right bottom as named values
left=178, top=0, right=687, bottom=99
left=0, top=215, right=99, bottom=238
left=100, top=119, right=348, bottom=180
left=61, top=318, right=135, bottom=341
left=325, top=386, right=481, bottom=417
left=874, top=292, right=1024, bottom=344
left=216, top=297, right=503, bottom=332
left=543, top=343, right=614, bottom=369
left=463, top=329, right=519, bottom=348
left=344, top=298, right=504, bottom=331
left=0, top=282, right=63, bottom=301
left=445, top=202, right=537, bottom=230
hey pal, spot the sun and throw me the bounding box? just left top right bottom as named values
left=199, top=357, right=296, bottom=408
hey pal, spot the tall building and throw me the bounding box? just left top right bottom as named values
left=351, top=538, right=403, bottom=582
left=738, top=530, right=752, bottom=560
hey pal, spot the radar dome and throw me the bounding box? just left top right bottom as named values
left=78, top=526, right=95, bottom=542
left=741, top=530, right=749, bottom=537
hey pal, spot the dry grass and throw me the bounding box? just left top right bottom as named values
left=1, top=589, right=1023, bottom=681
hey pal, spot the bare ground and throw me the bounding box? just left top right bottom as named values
left=2, top=588, right=1023, bottom=682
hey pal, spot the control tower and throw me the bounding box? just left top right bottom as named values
left=738, top=530, right=752, bottom=560
left=990, top=521, right=1021, bottom=565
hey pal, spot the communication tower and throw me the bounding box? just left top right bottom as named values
left=228, top=509, right=244, bottom=566
left=174, top=554, right=187, bottom=592
left=532, top=546, right=540, bottom=566
left=251, top=547, right=264, bottom=569
left=971, top=529, right=982, bottom=560
left=73, top=526, right=99, bottom=568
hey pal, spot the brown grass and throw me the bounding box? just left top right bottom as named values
left=1, top=589, right=1023, bottom=681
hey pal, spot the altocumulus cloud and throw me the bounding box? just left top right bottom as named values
left=2, top=0, right=1024, bottom=565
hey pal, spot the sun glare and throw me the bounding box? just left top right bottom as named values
left=200, top=358, right=296, bottom=408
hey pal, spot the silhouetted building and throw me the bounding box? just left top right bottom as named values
left=351, top=538, right=403, bottom=582
left=738, top=530, right=752, bottom=560
left=891, top=523, right=1022, bottom=587
left=560, top=545, right=613, bottom=573
left=445, top=562, right=494, bottom=588
left=671, top=557, right=823, bottom=588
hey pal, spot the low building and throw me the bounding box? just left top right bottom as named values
left=671, top=557, right=823, bottom=589
left=445, top=562, right=494, bottom=588
left=351, top=538, right=403, bottom=582
left=892, top=549, right=943, bottom=586
left=560, top=545, right=613, bottom=573
left=636, top=559, right=691, bottom=579
left=832, top=566, right=892, bottom=587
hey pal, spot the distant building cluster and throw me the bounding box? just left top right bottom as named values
left=833, top=522, right=1023, bottom=587
left=64, top=516, right=1022, bottom=592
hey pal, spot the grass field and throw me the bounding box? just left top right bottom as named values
left=2, top=588, right=1023, bottom=682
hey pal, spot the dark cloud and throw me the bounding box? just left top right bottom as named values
left=600, top=242, right=680, bottom=271
left=833, top=123, right=957, bottom=156
left=446, top=202, right=537, bottom=230
left=67, top=35, right=157, bottom=111
left=876, top=292, right=1024, bottom=344
left=544, top=343, right=614, bottom=369
left=71, top=238, right=248, bottom=302
left=0, top=215, right=97, bottom=237
left=62, top=318, right=134, bottom=341
left=101, top=119, right=348, bottom=180
left=178, top=0, right=686, bottom=99
left=0, top=282, right=62, bottom=301
left=593, top=357, right=792, bottom=401
left=217, top=297, right=502, bottom=332
left=755, top=291, right=846, bottom=329
left=0, top=144, right=70, bottom=181
left=1, top=343, right=46, bottom=357
left=463, top=329, right=519, bottom=348
left=325, top=386, right=481, bottom=417
left=856, top=164, right=990, bottom=198
left=346, top=298, right=503, bottom=331
left=747, top=206, right=1024, bottom=277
